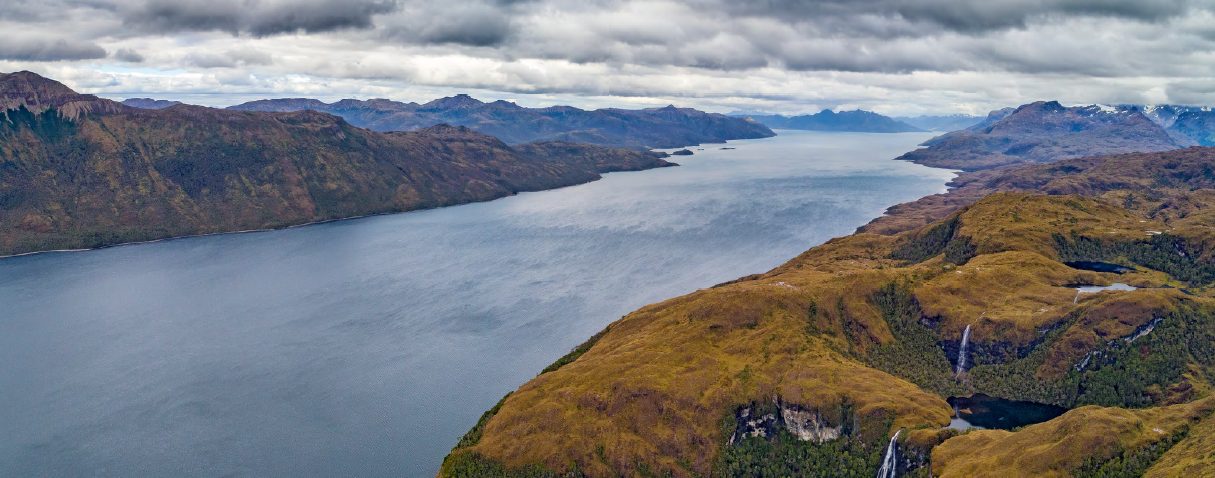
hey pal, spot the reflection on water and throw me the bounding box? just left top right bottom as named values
left=1066, top=261, right=1136, bottom=274
left=1076, top=283, right=1138, bottom=294
left=0, top=131, right=953, bottom=477
left=948, top=394, right=1067, bottom=431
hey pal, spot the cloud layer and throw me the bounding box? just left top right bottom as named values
left=1, top=0, right=1214, bottom=114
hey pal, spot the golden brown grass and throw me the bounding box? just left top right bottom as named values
left=455, top=271, right=952, bottom=476
left=932, top=398, right=1215, bottom=478
left=443, top=185, right=1215, bottom=477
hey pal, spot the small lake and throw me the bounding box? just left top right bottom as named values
left=948, top=394, right=1068, bottom=431
left=1076, top=283, right=1138, bottom=294
left=1066, top=261, right=1136, bottom=274
left=0, top=131, right=953, bottom=477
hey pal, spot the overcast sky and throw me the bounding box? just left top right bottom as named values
left=2, top=0, right=1214, bottom=115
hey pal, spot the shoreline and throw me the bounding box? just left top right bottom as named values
left=0, top=162, right=680, bottom=262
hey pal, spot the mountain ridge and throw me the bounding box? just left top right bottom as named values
left=898, top=100, right=1189, bottom=170
left=0, top=72, right=675, bottom=257
left=741, top=109, right=925, bottom=133
left=228, top=95, right=775, bottom=149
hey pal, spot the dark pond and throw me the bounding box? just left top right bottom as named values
left=947, top=394, right=1067, bottom=430
left=1065, top=261, right=1136, bottom=274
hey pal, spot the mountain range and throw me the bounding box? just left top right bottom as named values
left=0, top=72, right=674, bottom=256
left=899, top=101, right=1215, bottom=171
left=741, top=109, right=924, bottom=133
left=224, top=95, right=774, bottom=149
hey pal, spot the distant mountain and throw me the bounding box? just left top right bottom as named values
left=228, top=95, right=774, bottom=149
left=743, top=109, right=924, bottom=132
left=0, top=71, right=674, bottom=256
left=894, top=114, right=984, bottom=132
left=898, top=101, right=1189, bottom=170
left=1125, top=104, right=1215, bottom=146
left=121, top=98, right=182, bottom=109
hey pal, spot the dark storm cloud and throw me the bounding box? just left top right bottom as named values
left=0, top=38, right=107, bottom=61
left=382, top=1, right=515, bottom=46
left=120, top=0, right=399, bottom=36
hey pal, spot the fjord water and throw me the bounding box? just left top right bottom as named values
left=0, top=131, right=953, bottom=477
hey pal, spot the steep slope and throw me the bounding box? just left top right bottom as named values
left=0, top=72, right=674, bottom=256
left=228, top=96, right=775, bottom=149
left=1169, top=110, right=1215, bottom=146
left=442, top=147, right=1215, bottom=477
left=746, top=109, right=924, bottom=133
left=898, top=101, right=1188, bottom=170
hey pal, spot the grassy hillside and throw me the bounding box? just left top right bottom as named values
left=441, top=148, right=1215, bottom=477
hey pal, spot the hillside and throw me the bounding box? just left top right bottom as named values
left=746, top=109, right=924, bottom=133
left=898, top=101, right=1189, bottom=170
left=227, top=96, right=775, bottom=149
left=0, top=72, right=674, bottom=257
left=441, top=146, right=1215, bottom=477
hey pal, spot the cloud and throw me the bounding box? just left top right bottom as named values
left=711, top=0, right=1196, bottom=35
left=3, top=0, right=1215, bottom=115
left=184, top=49, right=274, bottom=68
left=0, top=37, right=107, bottom=61
left=119, top=0, right=398, bottom=36
left=112, top=47, right=144, bottom=62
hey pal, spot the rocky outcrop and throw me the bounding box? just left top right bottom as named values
left=728, top=399, right=843, bottom=445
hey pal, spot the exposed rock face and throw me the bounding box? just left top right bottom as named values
left=728, top=400, right=843, bottom=445
left=0, top=71, right=122, bottom=118
left=0, top=71, right=676, bottom=256
left=779, top=403, right=843, bottom=442
left=229, top=97, right=775, bottom=149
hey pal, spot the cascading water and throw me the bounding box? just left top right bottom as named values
left=955, top=324, right=972, bottom=377
left=876, top=429, right=901, bottom=478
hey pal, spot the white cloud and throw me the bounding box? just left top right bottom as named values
left=2, top=0, right=1214, bottom=115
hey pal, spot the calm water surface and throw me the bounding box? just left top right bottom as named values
left=0, top=131, right=953, bottom=477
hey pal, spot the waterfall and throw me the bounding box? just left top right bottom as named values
left=876, top=429, right=901, bottom=478
left=955, top=324, right=972, bottom=377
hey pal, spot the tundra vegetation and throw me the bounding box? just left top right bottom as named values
left=443, top=148, right=1215, bottom=477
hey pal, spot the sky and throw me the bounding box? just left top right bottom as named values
left=2, top=0, right=1215, bottom=115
